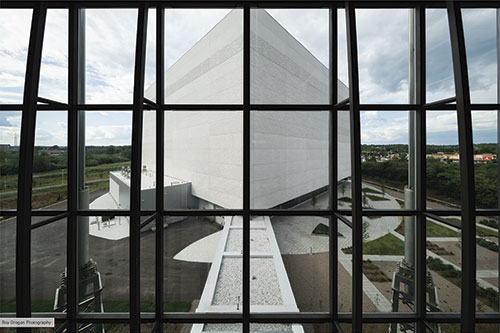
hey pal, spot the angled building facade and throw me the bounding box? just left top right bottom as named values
left=136, top=9, right=350, bottom=211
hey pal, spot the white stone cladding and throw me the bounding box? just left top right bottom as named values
left=143, top=9, right=350, bottom=209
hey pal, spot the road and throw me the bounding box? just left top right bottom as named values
left=0, top=189, right=220, bottom=312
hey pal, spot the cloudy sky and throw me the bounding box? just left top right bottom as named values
left=0, top=8, right=497, bottom=146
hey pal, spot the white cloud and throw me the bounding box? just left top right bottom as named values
left=86, top=125, right=132, bottom=145
left=1, top=8, right=497, bottom=145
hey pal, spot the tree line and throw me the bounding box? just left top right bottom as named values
left=362, top=158, right=498, bottom=209
left=0, top=145, right=131, bottom=175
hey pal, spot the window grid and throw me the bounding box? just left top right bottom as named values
left=0, top=1, right=499, bottom=332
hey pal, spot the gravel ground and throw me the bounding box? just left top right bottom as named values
left=225, top=229, right=271, bottom=253
left=212, top=257, right=283, bottom=306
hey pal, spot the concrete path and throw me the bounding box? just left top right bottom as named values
left=173, top=231, right=222, bottom=263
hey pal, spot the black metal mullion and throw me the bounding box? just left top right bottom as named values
left=243, top=4, right=251, bottom=331
left=415, top=5, right=426, bottom=332
left=67, top=6, right=81, bottom=331
left=16, top=3, right=47, bottom=321
left=345, top=2, right=363, bottom=332
left=130, top=4, right=148, bottom=332
left=156, top=4, right=165, bottom=332
left=328, top=4, right=339, bottom=330
left=447, top=1, right=477, bottom=332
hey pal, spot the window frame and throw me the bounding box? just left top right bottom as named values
left=0, top=1, right=499, bottom=332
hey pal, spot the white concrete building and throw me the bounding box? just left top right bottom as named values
left=136, top=9, right=350, bottom=211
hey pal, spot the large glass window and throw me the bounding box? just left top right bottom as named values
left=0, top=2, right=499, bottom=332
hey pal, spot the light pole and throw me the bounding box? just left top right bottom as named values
left=54, top=9, right=103, bottom=328
left=391, top=10, right=440, bottom=332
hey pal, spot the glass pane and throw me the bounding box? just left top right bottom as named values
left=86, top=9, right=138, bottom=104
left=251, top=9, right=330, bottom=104
left=86, top=111, right=132, bottom=213
left=462, top=9, right=498, bottom=104
left=426, top=111, right=461, bottom=210
left=0, top=9, right=32, bottom=104
left=39, top=9, right=68, bottom=103
left=338, top=219, right=353, bottom=313
left=164, top=215, right=227, bottom=313
left=144, top=9, right=156, bottom=100
left=161, top=9, right=241, bottom=104
left=472, top=111, right=497, bottom=210
left=250, top=111, right=329, bottom=209
left=162, top=111, right=242, bottom=210
left=0, top=110, right=21, bottom=210
left=33, top=111, right=68, bottom=211
left=426, top=216, right=462, bottom=312
left=79, top=216, right=129, bottom=313
left=426, top=9, right=455, bottom=103
left=0, top=218, right=16, bottom=312
left=140, top=215, right=155, bottom=312
left=338, top=9, right=349, bottom=93
left=32, top=217, right=66, bottom=312
left=475, top=215, right=499, bottom=313
left=353, top=215, right=412, bottom=313
left=356, top=9, right=409, bottom=104
left=141, top=110, right=156, bottom=211
left=361, top=111, right=409, bottom=210
left=250, top=216, right=329, bottom=313
left=338, top=110, right=352, bottom=210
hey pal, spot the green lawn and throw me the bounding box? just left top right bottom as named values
left=449, top=218, right=498, bottom=237
left=396, top=219, right=460, bottom=238
left=342, top=233, right=404, bottom=255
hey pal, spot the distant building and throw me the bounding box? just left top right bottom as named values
left=426, top=152, right=496, bottom=163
